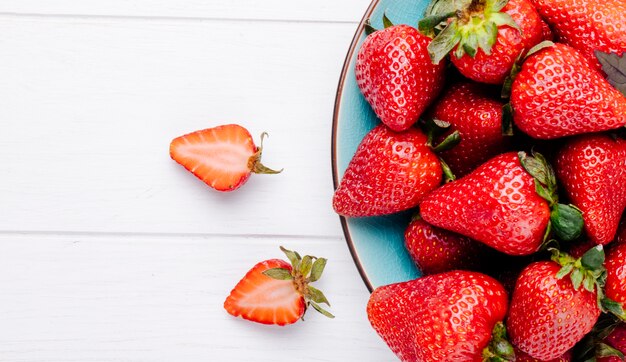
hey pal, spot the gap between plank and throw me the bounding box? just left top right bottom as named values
left=0, top=229, right=343, bottom=241
left=0, top=11, right=359, bottom=25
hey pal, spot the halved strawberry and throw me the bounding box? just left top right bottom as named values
left=224, top=247, right=333, bottom=326
left=170, top=124, right=281, bottom=192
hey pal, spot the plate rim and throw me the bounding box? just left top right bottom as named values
left=331, top=0, right=382, bottom=293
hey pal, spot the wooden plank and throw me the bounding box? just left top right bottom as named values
left=0, top=0, right=371, bottom=23
left=0, top=234, right=393, bottom=361
left=0, top=16, right=359, bottom=237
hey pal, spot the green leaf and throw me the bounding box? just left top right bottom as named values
left=309, top=301, right=335, bottom=319
left=463, top=32, right=479, bottom=58
left=262, top=268, right=293, bottom=280
left=307, top=285, right=330, bottom=306
left=597, top=343, right=625, bottom=359
left=555, top=263, right=574, bottom=279
left=535, top=181, right=555, bottom=205
left=309, top=258, right=327, bottom=282
left=601, top=297, right=626, bottom=319
left=433, top=131, right=461, bottom=153
left=418, top=12, right=455, bottom=35
left=364, top=20, right=377, bottom=36
left=432, top=118, right=451, bottom=129
left=428, top=20, right=462, bottom=64
left=382, top=13, right=394, bottom=29
left=519, top=151, right=549, bottom=186
left=425, top=0, right=470, bottom=16
left=581, top=245, right=605, bottom=270
left=551, top=203, right=584, bottom=241
left=440, top=158, right=456, bottom=183
left=571, top=268, right=584, bottom=290
left=596, top=50, right=626, bottom=97
left=501, top=104, right=514, bottom=136
left=490, top=0, right=510, bottom=12
left=526, top=40, right=554, bottom=58
left=583, top=273, right=596, bottom=293
left=490, top=12, right=521, bottom=33
left=280, top=246, right=301, bottom=269
left=299, top=255, right=313, bottom=277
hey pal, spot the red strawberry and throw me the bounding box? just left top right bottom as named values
left=429, top=82, right=510, bottom=177
left=355, top=21, right=446, bottom=131
left=421, top=152, right=582, bottom=255
left=404, top=215, right=488, bottom=275
left=515, top=348, right=572, bottom=361
left=367, top=271, right=512, bottom=361
left=599, top=324, right=626, bottom=362
left=224, top=247, right=333, bottom=326
left=507, top=248, right=604, bottom=360
left=605, top=242, right=626, bottom=314
left=511, top=43, right=626, bottom=139
left=556, top=134, right=626, bottom=245
left=528, top=0, right=626, bottom=72
left=170, top=124, right=281, bottom=192
left=422, top=0, right=546, bottom=84
left=540, top=20, right=554, bottom=42
left=333, top=125, right=442, bottom=217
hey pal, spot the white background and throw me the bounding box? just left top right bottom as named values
left=0, top=1, right=397, bottom=361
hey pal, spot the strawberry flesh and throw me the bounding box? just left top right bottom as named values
left=170, top=124, right=257, bottom=192
left=224, top=259, right=305, bottom=326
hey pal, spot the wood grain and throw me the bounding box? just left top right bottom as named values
left=0, top=0, right=371, bottom=22
left=0, top=15, right=355, bottom=237
left=0, top=234, right=393, bottom=362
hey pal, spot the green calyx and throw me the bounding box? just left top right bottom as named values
left=518, top=151, right=584, bottom=242
left=262, top=246, right=335, bottom=320
left=248, top=132, right=283, bottom=175
left=422, top=118, right=461, bottom=183
left=419, top=0, right=521, bottom=64
left=482, top=322, right=516, bottom=361
left=365, top=13, right=395, bottom=35
left=550, top=246, right=605, bottom=294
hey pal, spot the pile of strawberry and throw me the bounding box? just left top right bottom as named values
left=333, top=0, right=626, bottom=360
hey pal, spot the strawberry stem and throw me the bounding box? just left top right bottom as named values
left=249, top=132, right=283, bottom=175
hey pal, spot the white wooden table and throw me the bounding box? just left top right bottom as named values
left=0, top=1, right=397, bottom=361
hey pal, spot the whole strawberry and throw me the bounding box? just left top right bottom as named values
left=420, top=152, right=582, bottom=255
left=511, top=43, right=626, bottom=139
left=170, top=124, right=281, bottom=192
left=404, top=215, right=488, bottom=275
left=367, top=271, right=513, bottom=361
left=356, top=20, right=446, bottom=131
left=429, top=82, right=510, bottom=177
left=333, top=125, right=442, bottom=217
left=605, top=242, right=626, bottom=317
left=224, top=247, right=332, bottom=326
left=421, top=0, right=546, bottom=84
left=528, top=0, right=626, bottom=72
left=556, top=134, right=626, bottom=245
left=507, top=247, right=605, bottom=360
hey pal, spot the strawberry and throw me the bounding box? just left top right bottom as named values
left=170, top=124, right=281, bottom=192
left=224, top=247, right=333, bottom=326
left=528, top=0, right=626, bottom=72
left=355, top=19, right=446, bottom=131
left=599, top=324, right=626, bottom=362
left=420, top=152, right=583, bottom=255
left=507, top=247, right=606, bottom=360
left=333, top=125, right=442, bottom=217
left=555, top=134, right=626, bottom=245
left=605, top=242, right=626, bottom=319
left=420, top=0, right=546, bottom=84
left=367, top=271, right=513, bottom=361
left=404, top=215, right=488, bottom=275
left=515, top=348, right=572, bottom=361
left=429, top=82, right=510, bottom=177
left=511, top=43, right=626, bottom=139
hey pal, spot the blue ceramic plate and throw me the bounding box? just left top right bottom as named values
left=332, top=0, right=431, bottom=291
